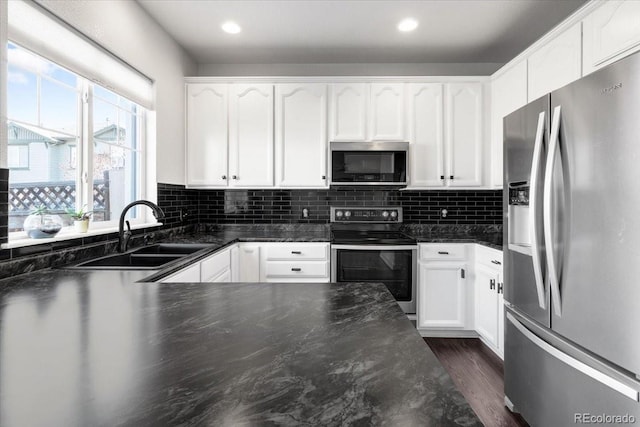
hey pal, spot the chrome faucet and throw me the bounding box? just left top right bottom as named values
left=118, top=200, right=166, bottom=252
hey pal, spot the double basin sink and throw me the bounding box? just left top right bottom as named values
left=70, top=243, right=214, bottom=270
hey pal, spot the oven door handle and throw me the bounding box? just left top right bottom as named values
left=331, top=245, right=418, bottom=251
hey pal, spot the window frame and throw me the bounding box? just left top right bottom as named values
left=7, top=144, right=29, bottom=169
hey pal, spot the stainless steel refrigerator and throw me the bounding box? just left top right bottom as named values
left=503, top=51, right=640, bottom=426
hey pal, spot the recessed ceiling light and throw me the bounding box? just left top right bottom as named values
left=222, top=21, right=241, bottom=34
left=398, top=18, right=418, bottom=33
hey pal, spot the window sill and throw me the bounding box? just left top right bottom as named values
left=1, top=222, right=164, bottom=250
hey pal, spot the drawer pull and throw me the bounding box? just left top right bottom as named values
left=497, top=282, right=504, bottom=294
left=491, top=260, right=502, bottom=265
left=291, top=251, right=302, bottom=255
left=490, top=279, right=496, bottom=290
left=438, top=251, right=449, bottom=255
left=291, top=268, right=302, bottom=272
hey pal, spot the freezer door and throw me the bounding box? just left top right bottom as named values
left=503, top=95, right=550, bottom=327
left=505, top=312, right=640, bottom=427
left=548, top=52, right=640, bottom=376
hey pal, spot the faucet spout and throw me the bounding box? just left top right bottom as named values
left=118, top=200, right=165, bottom=252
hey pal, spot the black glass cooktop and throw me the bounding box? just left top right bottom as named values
left=331, top=230, right=416, bottom=245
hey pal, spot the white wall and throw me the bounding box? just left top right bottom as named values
left=36, top=0, right=197, bottom=186
left=198, top=62, right=503, bottom=77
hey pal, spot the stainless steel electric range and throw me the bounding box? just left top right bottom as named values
left=330, top=207, right=417, bottom=314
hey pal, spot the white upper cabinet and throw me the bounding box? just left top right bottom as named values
left=490, top=61, right=528, bottom=188
left=186, top=84, right=228, bottom=187
left=583, top=0, right=640, bottom=74
left=445, top=83, right=483, bottom=187
left=406, top=83, right=445, bottom=187
left=275, top=83, right=328, bottom=187
left=228, top=84, right=274, bottom=187
left=329, top=83, right=367, bottom=141
left=329, top=83, right=405, bottom=142
left=368, top=83, right=405, bottom=141
left=527, top=22, right=582, bottom=101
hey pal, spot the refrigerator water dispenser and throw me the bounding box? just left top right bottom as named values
left=508, top=183, right=531, bottom=247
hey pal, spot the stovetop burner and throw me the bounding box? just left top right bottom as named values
left=329, top=207, right=415, bottom=245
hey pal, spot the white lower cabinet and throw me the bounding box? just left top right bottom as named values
left=236, top=243, right=261, bottom=282
left=417, top=244, right=471, bottom=331
left=160, top=263, right=202, bottom=283
left=474, top=245, right=504, bottom=358
left=160, top=246, right=232, bottom=283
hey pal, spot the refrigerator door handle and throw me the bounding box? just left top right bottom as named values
left=507, top=313, right=640, bottom=402
left=529, top=111, right=547, bottom=309
left=544, top=105, right=563, bottom=317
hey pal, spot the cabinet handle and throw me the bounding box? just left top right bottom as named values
left=438, top=251, right=449, bottom=255
left=322, top=175, right=326, bottom=180
left=490, top=279, right=496, bottom=290
left=450, top=175, right=454, bottom=180
left=291, top=268, right=302, bottom=272
left=232, top=175, right=238, bottom=180
left=440, top=175, right=445, bottom=180
left=460, top=268, right=465, bottom=279
left=291, top=251, right=302, bottom=255
left=222, top=175, right=227, bottom=180
left=498, top=282, right=504, bottom=294
left=491, top=260, right=502, bottom=265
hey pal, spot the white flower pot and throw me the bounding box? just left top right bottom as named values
left=74, top=219, right=90, bottom=233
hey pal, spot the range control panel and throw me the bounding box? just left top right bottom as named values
left=330, top=207, right=403, bottom=223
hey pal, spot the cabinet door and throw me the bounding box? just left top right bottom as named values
left=527, top=23, right=582, bottom=101
left=211, top=269, right=231, bottom=283
left=186, top=84, right=228, bottom=187
left=445, top=83, right=483, bottom=187
left=200, top=248, right=231, bottom=282
left=369, top=83, right=405, bottom=141
left=406, top=83, right=445, bottom=187
left=329, top=83, right=367, bottom=141
left=229, top=84, right=274, bottom=187
left=490, top=61, right=527, bottom=188
left=475, top=264, right=499, bottom=349
left=583, top=0, right=640, bottom=74
left=275, top=84, right=328, bottom=187
left=161, top=263, right=201, bottom=283
left=417, top=261, right=467, bottom=329
left=237, top=243, right=261, bottom=282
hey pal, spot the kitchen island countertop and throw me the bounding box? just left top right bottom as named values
left=0, top=268, right=481, bottom=426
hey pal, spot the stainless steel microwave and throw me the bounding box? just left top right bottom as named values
left=329, top=141, right=409, bottom=186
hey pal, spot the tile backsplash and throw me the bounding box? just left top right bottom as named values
left=198, top=188, right=502, bottom=225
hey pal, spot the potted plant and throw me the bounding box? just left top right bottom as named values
left=23, top=205, right=63, bottom=239
left=66, top=206, right=93, bottom=233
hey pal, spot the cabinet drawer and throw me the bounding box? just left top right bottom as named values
left=476, top=245, right=503, bottom=268
left=419, top=244, right=467, bottom=261
left=201, top=248, right=231, bottom=282
left=264, top=261, right=329, bottom=278
left=264, top=244, right=328, bottom=261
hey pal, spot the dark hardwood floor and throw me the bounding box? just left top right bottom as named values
left=425, top=338, right=529, bottom=427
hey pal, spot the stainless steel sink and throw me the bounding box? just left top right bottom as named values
left=70, top=253, right=184, bottom=270
left=130, top=243, right=213, bottom=255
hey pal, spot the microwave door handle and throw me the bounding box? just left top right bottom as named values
left=544, top=105, right=563, bottom=317
left=530, top=111, right=547, bottom=310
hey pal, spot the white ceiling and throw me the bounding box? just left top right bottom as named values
left=137, top=0, right=587, bottom=66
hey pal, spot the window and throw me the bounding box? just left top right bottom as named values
left=6, top=42, right=147, bottom=235
left=7, top=145, right=29, bottom=169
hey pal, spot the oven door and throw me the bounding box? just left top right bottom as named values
left=331, top=245, right=417, bottom=314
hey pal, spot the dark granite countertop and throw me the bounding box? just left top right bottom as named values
left=0, top=268, right=481, bottom=426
